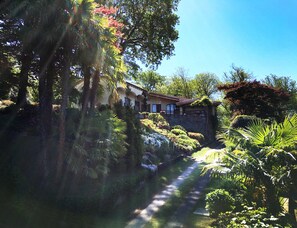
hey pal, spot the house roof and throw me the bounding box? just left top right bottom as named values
left=148, top=92, right=181, bottom=102
left=176, top=98, right=197, bottom=106
left=126, top=81, right=148, bottom=93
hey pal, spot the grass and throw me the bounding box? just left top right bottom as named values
left=0, top=158, right=194, bottom=228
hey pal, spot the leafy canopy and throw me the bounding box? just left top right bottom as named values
left=112, top=0, right=180, bottom=69
left=192, top=72, right=220, bottom=98
left=136, top=70, right=165, bottom=91
left=218, top=81, right=290, bottom=120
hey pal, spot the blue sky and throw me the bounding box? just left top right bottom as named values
left=153, top=0, right=297, bottom=81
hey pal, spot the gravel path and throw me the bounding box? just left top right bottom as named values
left=125, top=161, right=200, bottom=228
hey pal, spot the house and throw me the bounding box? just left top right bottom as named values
left=99, top=81, right=182, bottom=114
left=82, top=79, right=219, bottom=140
left=147, top=92, right=180, bottom=114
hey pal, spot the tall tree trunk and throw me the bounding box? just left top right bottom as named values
left=81, top=65, right=91, bottom=115
left=16, top=49, right=33, bottom=107
left=89, top=69, right=100, bottom=112
left=57, top=41, right=71, bottom=177
left=39, top=50, right=54, bottom=178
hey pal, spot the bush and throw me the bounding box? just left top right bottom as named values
left=230, top=115, right=261, bottom=129
left=170, top=128, right=187, bottom=136
left=206, top=189, right=235, bottom=217
left=176, top=137, right=199, bottom=151
left=211, top=177, right=248, bottom=211
left=212, top=206, right=293, bottom=228
left=172, top=125, right=186, bottom=132
left=148, top=113, right=166, bottom=123
left=188, top=132, right=205, bottom=143
left=190, top=96, right=213, bottom=107
left=168, top=133, right=200, bottom=152
left=147, top=113, right=170, bottom=129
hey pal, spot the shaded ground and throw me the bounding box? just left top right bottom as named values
left=0, top=159, right=194, bottom=228
left=126, top=162, right=200, bottom=228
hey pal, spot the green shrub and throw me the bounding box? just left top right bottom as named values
left=206, top=189, right=235, bottom=217
left=177, top=134, right=189, bottom=140
left=148, top=113, right=166, bottom=123
left=211, top=177, right=248, bottom=211
left=190, top=96, right=213, bottom=107
left=140, top=119, right=155, bottom=132
left=157, top=121, right=170, bottom=130
left=147, top=113, right=170, bottom=130
left=176, top=137, right=199, bottom=151
left=188, top=132, right=205, bottom=143
left=170, top=128, right=187, bottom=136
left=230, top=115, right=261, bottom=129
left=172, top=125, right=186, bottom=132
left=212, top=178, right=247, bottom=197
left=212, top=206, right=293, bottom=228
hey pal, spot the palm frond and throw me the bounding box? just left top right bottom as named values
left=274, top=114, right=297, bottom=149
left=201, top=163, right=231, bottom=176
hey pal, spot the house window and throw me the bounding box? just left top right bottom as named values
left=166, top=104, right=176, bottom=114
left=124, top=97, right=131, bottom=106
left=152, top=104, right=161, bottom=113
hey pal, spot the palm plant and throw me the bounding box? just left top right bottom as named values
left=204, top=115, right=297, bottom=215
left=73, top=1, right=126, bottom=112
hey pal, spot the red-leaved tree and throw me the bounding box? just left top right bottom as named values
left=218, top=81, right=290, bottom=121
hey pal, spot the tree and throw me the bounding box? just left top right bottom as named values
left=263, top=74, right=297, bottom=114
left=192, top=72, right=219, bottom=98
left=112, top=0, right=180, bottom=69
left=167, top=67, right=193, bottom=98
left=1, top=0, right=126, bottom=177
left=136, top=70, right=165, bottom=91
left=218, top=81, right=290, bottom=120
left=223, top=64, right=253, bottom=83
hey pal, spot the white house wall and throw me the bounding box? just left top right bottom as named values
left=99, top=78, right=111, bottom=105
left=98, top=80, right=145, bottom=109
left=147, top=97, right=176, bottom=112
